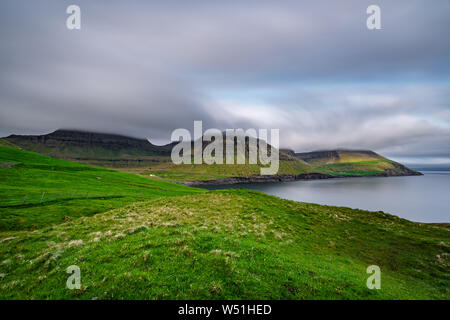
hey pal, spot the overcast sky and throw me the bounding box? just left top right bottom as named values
left=1, top=0, right=449, bottom=164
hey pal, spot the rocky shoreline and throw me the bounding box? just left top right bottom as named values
left=176, top=170, right=423, bottom=186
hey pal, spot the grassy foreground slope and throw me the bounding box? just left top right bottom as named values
left=0, top=190, right=449, bottom=299
left=0, top=146, right=203, bottom=230
left=0, top=146, right=447, bottom=299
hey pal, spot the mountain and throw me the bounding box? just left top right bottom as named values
left=2, top=130, right=422, bottom=182
left=3, top=129, right=302, bottom=168
left=5, top=129, right=174, bottom=159
left=4, top=129, right=296, bottom=160
left=293, top=149, right=421, bottom=177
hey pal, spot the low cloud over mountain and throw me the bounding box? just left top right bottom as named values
left=1, top=0, right=449, bottom=163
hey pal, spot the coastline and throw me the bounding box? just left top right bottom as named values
left=175, top=170, right=423, bottom=186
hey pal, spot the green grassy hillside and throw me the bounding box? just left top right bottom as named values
left=0, top=146, right=203, bottom=230
left=0, top=138, right=19, bottom=149
left=3, top=130, right=421, bottom=182
left=294, top=150, right=417, bottom=176
left=0, top=189, right=448, bottom=299
left=5, top=130, right=173, bottom=159
left=134, top=150, right=419, bottom=182
left=0, top=146, right=448, bottom=299
left=135, top=158, right=312, bottom=182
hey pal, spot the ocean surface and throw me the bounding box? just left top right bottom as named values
left=204, top=171, right=450, bottom=223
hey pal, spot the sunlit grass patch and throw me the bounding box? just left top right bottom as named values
left=0, top=190, right=448, bottom=299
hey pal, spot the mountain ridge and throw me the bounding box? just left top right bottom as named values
left=4, top=129, right=400, bottom=161
left=2, top=129, right=422, bottom=182
left=5, top=129, right=175, bottom=159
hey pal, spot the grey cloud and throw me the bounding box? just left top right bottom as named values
left=0, top=0, right=449, bottom=160
left=207, top=84, right=450, bottom=160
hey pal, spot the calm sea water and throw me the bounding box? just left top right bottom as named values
left=204, top=171, right=450, bottom=223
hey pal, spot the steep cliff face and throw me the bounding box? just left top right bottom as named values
left=5, top=130, right=174, bottom=159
